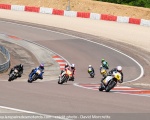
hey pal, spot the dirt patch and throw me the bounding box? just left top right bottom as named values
left=0, top=0, right=150, bottom=20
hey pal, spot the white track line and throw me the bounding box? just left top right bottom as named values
left=0, top=106, right=72, bottom=120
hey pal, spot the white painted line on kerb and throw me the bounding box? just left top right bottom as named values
left=0, top=106, right=72, bottom=120
left=0, top=20, right=144, bottom=83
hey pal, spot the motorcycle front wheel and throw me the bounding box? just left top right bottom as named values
left=105, top=80, right=116, bottom=92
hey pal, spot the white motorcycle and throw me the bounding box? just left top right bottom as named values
left=99, top=71, right=122, bottom=92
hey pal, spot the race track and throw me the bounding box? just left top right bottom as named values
left=0, top=19, right=150, bottom=120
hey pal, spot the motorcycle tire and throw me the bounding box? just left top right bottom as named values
left=105, top=81, right=116, bottom=92
left=90, top=74, right=94, bottom=78
left=99, top=84, right=105, bottom=91
left=8, top=74, right=15, bottom=82
left=28, top=79, right=32, bottom=83
left=60, top=77, right=65, bottom=84
left=58, top=79, right=61, bottom=84
left=8, top=78, right=12, bottom=82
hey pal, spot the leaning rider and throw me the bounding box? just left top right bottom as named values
left=9, top=64, right=24, bottom=77
left=69, top=64, right=76, bottom=81
left=60, top=63, right=70, bottom=74
left=29, top=64, right=44, bottom=80
left=88, top=65, right=95, bottom=74
left=108, top=66, right=123, bottom=83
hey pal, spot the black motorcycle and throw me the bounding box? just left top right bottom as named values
left=8, top=69, right=19, bottom=81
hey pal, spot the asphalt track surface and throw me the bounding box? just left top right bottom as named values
left=0, top=20, right=150, bottom=120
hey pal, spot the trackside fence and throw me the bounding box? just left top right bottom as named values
left=0, top=45, right=10, bottom=72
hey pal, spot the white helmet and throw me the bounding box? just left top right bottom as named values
left=117, top=66, right=122, bottom=72
left=71, top=64, right=75, bottom=68
left=89, top=65, right=92, bottom=67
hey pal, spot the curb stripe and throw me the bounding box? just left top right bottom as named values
left=74, top=83, right=150, bottom=97
left=52, top=55, right=67, bottom=70
left=56, top=60, right=65, bottom=62
left=52, top=56, right=60, bottom=58
left=0, top=4, right=149, bottom=27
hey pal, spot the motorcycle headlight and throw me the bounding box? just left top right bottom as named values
left=36, top=70, right=41, bottom=75
left=14, top=69, right=18, bottom=73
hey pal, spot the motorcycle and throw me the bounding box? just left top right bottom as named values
left=8, top=69, right=19, bottom=81
left=99, top=71, right=122, bottom=92
left=100, top=67, right=107, bottom=77
left=28, top=68, right=42, bottom=83
left=88, top=68, right=95, bottom=78
left=58, top=69, right=73, bottom=84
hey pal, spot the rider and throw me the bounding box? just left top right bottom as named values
left=9, top=64, right=23, bottom=77
left=70, top=63, right=76, bottom=81
left=100, top=59, right=109, bottom=71
left=60, top=63, right=70, bottom=74
left=88, top=65, right=95, bottom=74
left=101, top=66, right=123, bottom=85
left=29, top=64, right=44, bottom=80
left=108, top=66, right=123, bottom=83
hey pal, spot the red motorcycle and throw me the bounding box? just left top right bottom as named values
left=58, top=68, right=73, bottom=84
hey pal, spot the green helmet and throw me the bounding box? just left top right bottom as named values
left=101, top=59, right=105, bottom=62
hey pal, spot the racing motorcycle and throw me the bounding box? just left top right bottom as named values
left=100, top=67, right=107, bottom=78
left=88, top=68, right=95, bottom=78
left=28, top=68, right=42, bottom=83
left=58, top=68, right=73, bottom=84
left=99, top=71, right=122, bottom=92
left=8, top=68, right=19, bottom=81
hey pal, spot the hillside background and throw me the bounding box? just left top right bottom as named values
left=0, top=0, right=150, bottom=19
left=96, top=0, right=150, bottom=8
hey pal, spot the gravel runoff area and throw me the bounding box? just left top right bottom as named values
left=0, top=9, right=150, bottom=89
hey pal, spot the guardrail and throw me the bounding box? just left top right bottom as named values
left=0, top=45, right=10, bottom=72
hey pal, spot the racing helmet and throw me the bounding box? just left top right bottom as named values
left=20, top=64, right=23, bottom=68
left=39, top=63, right=44, bottom=69
left=71, top=64, right=75, bottom=69
left=65, top=63, right=69, bottom=68
left=117, top=66, right=122, bottom=72
left=101, top=59, right=105, bottom=62
left=89, top=65, right=92, bottom=67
